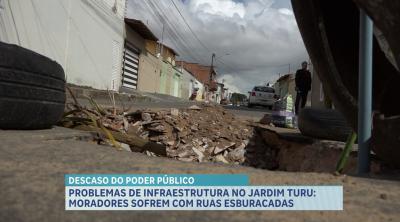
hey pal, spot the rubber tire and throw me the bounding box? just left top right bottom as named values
left=0, top=42, right=66, bottom=129
left=298, top=108, right=352, bottom=142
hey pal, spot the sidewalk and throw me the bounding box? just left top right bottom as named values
left=67, top=84, right=200, bottom=109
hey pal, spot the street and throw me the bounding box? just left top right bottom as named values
left=223, top=105, right=271, bottom=121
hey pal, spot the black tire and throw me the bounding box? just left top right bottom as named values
left=248, top=103, right=253, bottom=108
left=0, top=42, right=66, bottom=129
left=298, top=108, right=352, bottom=142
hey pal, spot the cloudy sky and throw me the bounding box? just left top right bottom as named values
left=127, top=0, right=308, bottom=94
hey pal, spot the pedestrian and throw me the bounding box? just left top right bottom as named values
left=295, top=61, right=312, bottom=115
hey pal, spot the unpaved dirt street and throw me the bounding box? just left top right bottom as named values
left=223, top=105, right=271, bottom=121
left=0, top=127, right=399, bottom=222
left=11, top=93, right=393, bottom=221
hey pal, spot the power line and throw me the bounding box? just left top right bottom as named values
left=145, top=0, right=209, bottom=64
left=169, top=0, right=211, bottom=53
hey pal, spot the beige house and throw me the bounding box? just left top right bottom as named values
left=274, top=74, right=315, bottom=106
left=159, top=44, right=182, bottom=97
left=275, top=74, right=296, bottom=100
left=124, top=19, right=161, bottom=93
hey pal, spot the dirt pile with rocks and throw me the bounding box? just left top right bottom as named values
left=61, top=99, right=279, bottom=167
left=125, top=104, right=254, bottom=164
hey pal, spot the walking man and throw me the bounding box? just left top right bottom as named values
left=295, top=61, right=312, bottom=115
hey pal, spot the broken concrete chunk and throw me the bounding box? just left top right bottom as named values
left=214, top=141, right=236, bottom=154
left=123, top=117, right=129, bottom=132
left=178, top=150, right=191, bottom=158
left=174, top=126, right=183, bottom=132
left=120, top=143, right=131, bottom=152
left=188, top=105, right=202, bottom=110
left=214, top=154, right=229, bottom=164
left=166, top=141, right=175, bottom=146
left=141, top=112, right=152, bottom=122
left=228, top=146, right=246, bottom=162
left=192, top=147, right=205, bottom=162
left=170, top=108, right=179, bottom=116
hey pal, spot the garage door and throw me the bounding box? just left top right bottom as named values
left=122, top=42, right=139, bottom=89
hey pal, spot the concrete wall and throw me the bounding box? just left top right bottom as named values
left=0, top=0, right=126, bottom=90
left=277, top=75, right=296, bottom=100
left=145, top=40, right=158, bottom=56
left=161, top=46, right=176, bottom=66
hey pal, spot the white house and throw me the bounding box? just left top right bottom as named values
left=0, top=0, right=126, bottom=90
left=177, top=65, right=204, bottom=101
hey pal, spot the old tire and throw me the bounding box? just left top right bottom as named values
left=292, top=0, right=400, bottom=167
left=298, top=108, right=352, bottom=142
left=0, top=42, right=66, bottom=129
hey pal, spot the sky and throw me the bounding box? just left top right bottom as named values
left=127, top=0, right=308, bottom=94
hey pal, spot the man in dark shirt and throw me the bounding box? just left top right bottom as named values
left=295, top=61, right=312, bottom=115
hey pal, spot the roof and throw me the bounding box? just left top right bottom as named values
left=276, top=73, right=294, bottom=82
left=124, top=18, right=158, bottom=41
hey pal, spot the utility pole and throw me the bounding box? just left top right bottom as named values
left=357, top=10, right=373, bottom=175
left=210, top=53, right=216, bottom=81
left=159, top=22, right=165, bottom=58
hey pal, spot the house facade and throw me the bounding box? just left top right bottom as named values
left=275, top=74, right=296, bottom=100
left=177, top=61, right=218, bottom=101
left=0, top=0, right=217, bottom=100
left=0, top=0, right=126, bottom=90
left=275, top=73, right=313, bottom=106
left=177, top=65, right=204, bottom=100
left=124, top=19, right=161, bottom=93
left=159, top=45, right=181, bottom=97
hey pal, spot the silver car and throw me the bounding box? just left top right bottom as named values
left=248, top=86, right=277, bottom=109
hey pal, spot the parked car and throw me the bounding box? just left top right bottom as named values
left=248, top=86, right=277, bottom=109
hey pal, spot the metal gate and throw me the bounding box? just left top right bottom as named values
left=121, top=42, right=139, bottom=89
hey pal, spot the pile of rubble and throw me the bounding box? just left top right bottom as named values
left=61, top=96, right=258, bottom=165
left=124, top=104, right=254, bottom=164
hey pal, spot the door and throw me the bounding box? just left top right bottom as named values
left=173, top=74, right=179, bottom=97
left=121, top=42, right=139, bottom=90
left=110, top=40, right=121, bottom=91
left=159, top=71, right=167, bottom=94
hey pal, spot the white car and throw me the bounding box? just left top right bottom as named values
left=248, top=86, right=277, bottom=109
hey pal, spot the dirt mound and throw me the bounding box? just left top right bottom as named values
left=125, top=104, right=254, bottom=164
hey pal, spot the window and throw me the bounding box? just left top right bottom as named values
left=254, top=86, right=275, bottom=93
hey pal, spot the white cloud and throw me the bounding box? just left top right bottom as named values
left=189, top=0, right=246, bottom=18
left=278, top=8, right=293, bottom=15
left=127, top=0, right=308, bottom=93
left=217, top=74, right=243, bottom=94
